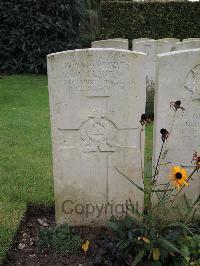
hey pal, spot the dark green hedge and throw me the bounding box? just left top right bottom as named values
left=0, top=0, right=84, bottom=74
left=98, top=1, right=200, bottom=40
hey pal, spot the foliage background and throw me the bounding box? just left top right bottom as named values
left=80, top=0, right=100, bottom=48
left=0, top=0, right=84, bottom=74
left=2, top=1, right=200, bottom=74
left=98, top=1, right=200, bottom=41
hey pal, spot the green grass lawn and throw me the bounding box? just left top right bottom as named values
left=0, top=75, right=54, bottom=262
left=0, top=75, right=153, bottom=263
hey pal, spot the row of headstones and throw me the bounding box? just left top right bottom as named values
left=47, top=47, right=200, bottom=226
left=92, top=38, right=200, bottom=91
left=92, top=37, right=200, bottom=51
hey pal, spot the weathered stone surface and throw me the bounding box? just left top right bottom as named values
left=157, top=40, right=174, bottom=53
left=132, top=38, right=154, bottom=50
left=159, top=38, right=179, bottom=42
left=182, top=38, right=200, bottom=42
left=133, top=39, right=174, bottom=53
left=175, top=40, right=200, bottom=51
left=111, top=38, right=129, bottom=41
left=133, top=40, right=173, bottom=92
left=91, top=39, right=128, bottom=49
left=153, top=49, right=200, bottom=218
left=158, top=38, right=180, bottom=51
left=133, top=40, right=157, bottom=92
left=158, top=38, right=180, bottom=45
left=47, top=49, right=146, bottom=225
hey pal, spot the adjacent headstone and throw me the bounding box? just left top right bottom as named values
left=132, top=38, right=154, bottom=50
left=47, top=49, right=147, bottom=225
left=158, top=38, right=180, bottom=45
left=159, top=38, right=180, bottom=42
left=111, top=38, right=129, bottom=41
left=92, top=39, right=128, bottom=49
left=133, top=40, right=158, bottom=91
left=157, top=40, right=174, bottom=53
left=133, top=39, right=174, bottom=53
left=175, top=40, right=200, bottom=51
left=182, top=38, right=200, bottom=42
left=153, top=49, right=200, bottom=218
left=133, top=40, right=173, bottom=91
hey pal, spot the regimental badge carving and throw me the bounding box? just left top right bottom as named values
left=184, top=65, right=200, bottom=106
left=80, top=108, right=118, bottom=152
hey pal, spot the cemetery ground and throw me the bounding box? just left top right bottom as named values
left=0, top=75, right=153, bottom=265
left=0, top=75, right=53, bottom=264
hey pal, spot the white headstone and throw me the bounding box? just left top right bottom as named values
left=182, top=38, right=200, bottom=42
left=175, top=40, right=200, bottom=51
left=157, top=40, right=174, bottom=53
left=132, top=38, right=154, bottom=50
left=154, top=49, right=200, bottom=218
left=92, top=39, right=128, bottom=50
left=158, top=38, right=180, bottom=45
left=158, top=38, right=180, bottom=51
left=47, top=49, right=147, bottom=225
left=133, top=40, right=173, bottom=92
left=133, top=40, right=158, bottom=91
left=112, top=38, right=129, bottom=41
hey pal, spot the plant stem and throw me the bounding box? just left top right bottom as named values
left=161, top=111, right=177, bottom=160
left=152, top=140, right=165, bottom=183
left=139, top=126, right=144, bottom=180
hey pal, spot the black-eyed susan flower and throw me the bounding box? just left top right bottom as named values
left=170, top=166, right=188, bottom=190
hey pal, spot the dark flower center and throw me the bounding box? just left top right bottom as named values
left=160, top=128, right=168, bottom=135
left=175, top=172, right=182, bottom=179
left=175, top=100, right=181, bottom=107
left=141, top=114, right=146, bottom=120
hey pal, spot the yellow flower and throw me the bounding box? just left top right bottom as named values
left=170, top=166, right=188, bottom=190
left=82, top=240, right=90, bottom=252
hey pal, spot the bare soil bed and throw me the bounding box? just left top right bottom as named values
left=3, top=205, right=117, bottom=266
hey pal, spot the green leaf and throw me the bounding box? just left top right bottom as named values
left=132, top=250, right=145, bottom=266
left=165, top=222, right=194, bottom=236
left=108, top=220, right=121, bottom=232
left=128, top=231, right=134, bottom=243
left=152, top=188, right=174, bottom=192
left=123, top=215, right=135, bottom=228
left=160, top=248, right=169, bottom=261
left=150, top=262, right=163, bottom=266
left=183, top=194, right=191, bottom=210
left=116, top=167, right=144, bottom=192
left=117, top=239, right=129, bottom=250
left=159, top=238, right=185, bottom=257
left=193, top=194, right=200, bottom=206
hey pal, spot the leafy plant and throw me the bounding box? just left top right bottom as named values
left=99, top=2, right=200, bottom=41
left=0, top=0, right=85, bottom=74
left=178, top=234, right=200, bottom=265
left=80, top=32, right=96, bottom=48
left=108, top=213, right=199, bottom=265
left=37, top=224, right=82, bottom=255
left=108, top=100, right=200, bottom=265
